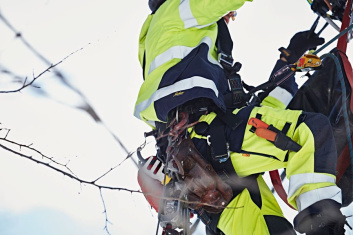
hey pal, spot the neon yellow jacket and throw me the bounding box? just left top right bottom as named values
left=135, top=0, right=253, bottom=127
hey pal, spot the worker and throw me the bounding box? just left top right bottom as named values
left=134, top=0, right=347, bottom=234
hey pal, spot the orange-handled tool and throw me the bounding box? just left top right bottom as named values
left=248, top=117, right=302, bottom=152
left=255, top=128, right=277, bottom=142
left=248, top=117, right=269, bottom=129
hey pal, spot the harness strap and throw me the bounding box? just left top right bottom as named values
left=269, top=170, right=296, bottom=210
left=337, top=139, right=352, bottom=182
left=335, top=51, right=353, bottom=188
left=337, top=0, right=352, bottom=53
left=216, top=109, right=243, bottom=130
left=208, top=117, right=228, bottom=162
left=338, top=50, right=353, bottom=113
left=216, top=19, right=234, bottom=65
left=336, top=0, right=353, bottom=112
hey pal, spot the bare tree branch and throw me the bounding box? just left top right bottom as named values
left=0, top=140, right=140, bottom=192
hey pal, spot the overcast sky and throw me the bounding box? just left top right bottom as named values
left=0, top=0, right=352, bottom=234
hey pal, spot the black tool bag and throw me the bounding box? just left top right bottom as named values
left=287, top=48, right=353, bottom=206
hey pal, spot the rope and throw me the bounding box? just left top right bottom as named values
left=313, top=23, right=353, bottom=55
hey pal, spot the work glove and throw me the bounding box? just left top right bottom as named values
left=293, top=199, right=348, bottom=235
left=311, top=0, right=330, bottom=17
left=279, top=30, right=325, bottom=64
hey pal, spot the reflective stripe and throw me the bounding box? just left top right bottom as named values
left=134, top=76, right=219, bottom=119
left=179, top=0, right=215, bottom=29
left=179, top=0, right=197, bottom=28
left=288, top=173, right=336, bottom=199
left=296, top=186, right=342, bottom=211
left=268, top=86, right=293, bottom=107
left=148, top=37, right=221, bottom=75
left=147, top=120, right=156, bottom=127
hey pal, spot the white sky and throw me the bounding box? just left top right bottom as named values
left=0, top=0, right=352, bottom=234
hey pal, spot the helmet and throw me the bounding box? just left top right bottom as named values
left=148, top=0, right=166, bottom=12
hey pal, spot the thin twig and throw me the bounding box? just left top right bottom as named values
left=92, top=151, right=135, bottom=183
left=99, top=188, right=112, bottom=235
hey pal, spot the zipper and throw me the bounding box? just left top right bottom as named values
left=238, top=150, right=281, bottom=161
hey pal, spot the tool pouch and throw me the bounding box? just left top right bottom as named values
left=173, top=137, right=233, bottom=213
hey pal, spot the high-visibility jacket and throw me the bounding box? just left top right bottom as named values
left=134, top=0, right=252, bottom=126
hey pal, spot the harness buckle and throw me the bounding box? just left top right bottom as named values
left=219, top=52, right=233, bottom=66
left=207, top=135, right=230, bottom=163
left=206, top=135, right=230, bottom=163
left=213, top=153, right=229, bottom=163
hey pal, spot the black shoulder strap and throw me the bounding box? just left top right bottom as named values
left=216, top=19, right=234, bottom=65
left=216, top=109, right=243, bottom=130
left=208, top=116, right=228, bottom=161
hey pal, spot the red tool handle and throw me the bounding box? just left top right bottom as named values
left=248, top=117, right=269, bottom=129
